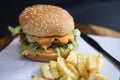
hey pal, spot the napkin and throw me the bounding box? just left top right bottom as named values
left=0, top=35, right=120, bottom=80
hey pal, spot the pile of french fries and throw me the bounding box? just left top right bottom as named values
left=32, top=51, right=108, bottom=80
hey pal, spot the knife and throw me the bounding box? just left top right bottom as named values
left=81, top=33, right=120, bottom=70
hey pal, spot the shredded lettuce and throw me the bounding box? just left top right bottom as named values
left=55, top=48, right=61, bottom=57
left=53, top=29, right=81, bottom=56
left=20, top=29, right=81, bottom=57
left=72, top=29, right=81, bottom=41
left=67, top=44, right=74, bottom=49
left=20, top=45, right=29, bottom=54
left=32, top=47, right=39, bottom=57
left=52, top=43, right=75, bottom=57
left=32, top=50, right=37, bottom=57
left=8, top=26, right=21, bottom=35
left=31, top=46, right=44, bottom=56
left=20, top=39, right=44, bottom=56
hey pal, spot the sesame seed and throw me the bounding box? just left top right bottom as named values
left=25, top=16, right=29, bottom=19
left=33, top=10, right=36, bottom=15
left=30, top=20, right=33, bottom=23
left=35, top=23, right=38, bottom=26
left=55, top=18, right=58, bottom=23
left=54, top=23, right=57, bottom=26
left=44, top=27, right=46, bottom=29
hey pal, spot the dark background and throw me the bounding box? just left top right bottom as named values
left=0, top=0, right=120, bottom=38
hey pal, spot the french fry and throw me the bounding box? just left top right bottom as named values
left=49, top=61, right=60, bottom=79
left=59, top=74, right=73, bottom=80
left=57, top=57, right=78, bottom=80
left=66, top=62, right=79, bottom=78
left=86, top=54, right=104, bottom=73
left=86, top=54, right=98, bottom=73
left=32, top=77, right=47, bottom=80
left=77, top=54, right=88, bottom=77
left=79, top=77, right=86, bottom=80
left=88, top=73, right=108, bottom=80
left=40, top=64, right=54, bottom=79
left=95, top=74, right=108, bottom=80
left=96, top=54, right=104, bottom=73
left=66, top=51, right=78, bottom=67
left=39, top=52, right=107, bottom=80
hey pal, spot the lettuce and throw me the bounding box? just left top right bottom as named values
left=20, top=39, right=44, bottom=56
left=72, top=29, right=81, bottom=41
left=53, top=42, right=76, bottom=57
left=20, top=45, right=29, bottom=54
left=8, top=26, right=21, bottom=35
left=55, top=48, right=61, bottom=57
left=52, top=29, right=81, bottom=56
left=31, top=46, right=44, bottom=56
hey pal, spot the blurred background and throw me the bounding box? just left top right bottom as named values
left=0, top=0, right=120, bottom=38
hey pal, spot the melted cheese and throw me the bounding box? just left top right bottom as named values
left=35, top=32, right=74, bottom=49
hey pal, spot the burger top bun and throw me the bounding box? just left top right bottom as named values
left=19, top=5, right=74, bottom=37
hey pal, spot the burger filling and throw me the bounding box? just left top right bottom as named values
left=20, top=29, right=80, bottom=56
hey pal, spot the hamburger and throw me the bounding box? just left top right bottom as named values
left=19, top=4, right=80, bottom=62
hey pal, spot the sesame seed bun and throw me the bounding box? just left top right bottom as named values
left=19, top=4, right=74, bottom=37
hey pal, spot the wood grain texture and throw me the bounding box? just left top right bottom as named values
left=0, top=34, right=18, bottom=51
left=75, top=24, right=120, bottom=38
left=0, top=24, right=120, bottom=51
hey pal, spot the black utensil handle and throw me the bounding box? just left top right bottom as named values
left=103, top=50, right=120, bottom=69
left=81, top=33, right=120, bottom=70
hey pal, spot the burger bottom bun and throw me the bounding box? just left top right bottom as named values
left=20, top=33, right=72, bottom=62
left=23, top=49, right=72, bottom=62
